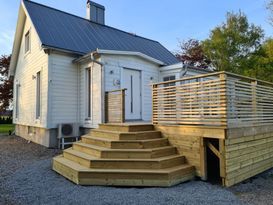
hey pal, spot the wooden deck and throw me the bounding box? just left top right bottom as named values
left=53, top=71, right=273, bottom=187
left=152, top=71, right=273, bottom=186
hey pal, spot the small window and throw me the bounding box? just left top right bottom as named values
left=36, top=71, right=41, bottom=119
left=15, top=84, right=20, bottom=119
left=86, top=68, right=91, bottom=119
left=25, top=30, right=30, bottom=54
left=163, top=75, right=176, bottom=87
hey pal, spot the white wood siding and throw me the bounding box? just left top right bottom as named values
left=48, top=53, right=79, bottom=128
left=101, top=55, right=160, bottom=121
left=79, top=61, right=102, bottom=128
left=160, top=68, right=209, bottom=81
left=13, top=16, right=49, bottom=128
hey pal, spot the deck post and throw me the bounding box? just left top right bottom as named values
left=121, top=89, right=126, bottom=123
left=152, top=84, right=158, bottom=124
left=219, top=73, right=228, bottom=127
left=200, top=138, right=208, bottom=180
left=105, top=91, right=109, bottom=123
left=219, top=139, right=226, bottom=186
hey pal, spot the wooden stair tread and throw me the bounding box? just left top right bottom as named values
left=91, top=130, right=161, bottom=135
left=64, top=148, right=183, bottom=162
left=100, top=123, right=153, bottom=126
left=98, top=124, right=155, bottom=132
left=74, top=142, right=174, bottom=153
left=82, top=135, right=167, bottom=143
left=54, top=155, right=193, bottom=174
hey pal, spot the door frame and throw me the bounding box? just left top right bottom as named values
left=121, top=67, right=142, bottom=121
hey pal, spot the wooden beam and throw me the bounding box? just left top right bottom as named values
left=200, top=138, right=207, bottom=180
left=207, top=142, right=221, bottom=159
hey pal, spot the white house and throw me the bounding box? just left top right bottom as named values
left=9, top=0, right=209, bottom=147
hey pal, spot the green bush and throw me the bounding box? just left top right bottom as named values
left=0, top=116, right=13, bottom=124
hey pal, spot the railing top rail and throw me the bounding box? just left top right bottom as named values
left=224, top=72, right=273, bottom=87
left=152, top=71, right=273, bottom=87
left=152, top=71, right=225, bottom=86
left=105, top=88, right=127, bottom=94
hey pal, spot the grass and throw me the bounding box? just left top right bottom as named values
left=0, top=124, right=15, bottom=134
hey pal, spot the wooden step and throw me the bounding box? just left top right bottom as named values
left=89, top=130, right=162, bottom=140
left=73, top=142, right=177, bottom=159
left=53, top=156, right=195, bottom=186
left=98, top=124, right=154, bottom=132
left=82, top=136, right=169, bottom=149
left=63, top=148, right=185, bottom=169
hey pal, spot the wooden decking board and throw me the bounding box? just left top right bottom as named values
left=98, top=124, right=154, bottom=132
left=89, top=129, right=162, bottom=140
left=64, top=148, right=185, bottom=169
left=82, top=135, right=169, bottom=149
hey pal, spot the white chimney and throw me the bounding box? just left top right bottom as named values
left=86, top=0, right=105, bottom=25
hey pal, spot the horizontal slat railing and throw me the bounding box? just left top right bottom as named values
left=152, top=71, right=273, bottom=128
left=105, top=89, right=126, bottom=123
left=226, top=73, right=273, bottom=128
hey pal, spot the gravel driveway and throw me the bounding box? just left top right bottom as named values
left=1, top=135, right=273, bottom=205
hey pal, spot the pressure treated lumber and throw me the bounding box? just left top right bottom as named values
left=53, top=124, right=195, bottom=187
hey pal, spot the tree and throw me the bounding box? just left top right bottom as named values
left=175, top=39, right=211, bottom=69
left=202, top=12, right=264, bottom=74
left=244, top=39, right=273, bottom=82
left=0, top=55, right=13, bottom=112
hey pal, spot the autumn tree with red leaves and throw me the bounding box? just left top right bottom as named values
left=0, top=55, right=13, bottom=112
left=175, top=39, right=211, bottom=69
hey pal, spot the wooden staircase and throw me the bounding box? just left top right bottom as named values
left=52, top=124, right=195, bottom=187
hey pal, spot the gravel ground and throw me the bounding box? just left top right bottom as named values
left=0, top=135, right=273, bottom=205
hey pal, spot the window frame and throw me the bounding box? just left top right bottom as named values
left=163, top=75, right=176, bottom=87
left=86, top=68, right=92, bottom=120
left=15, top=83, right=20, bottom=119
left=25, top=30, right=31, bottom=55
left=36, top=71, right=41, bottom=120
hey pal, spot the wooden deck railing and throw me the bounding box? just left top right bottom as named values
left=105, top=89, right=126, bottom=123
left=152, top=71, right=273, bottom=128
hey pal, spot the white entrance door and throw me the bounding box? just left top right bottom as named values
left=123, top=68, right=141, bottom=120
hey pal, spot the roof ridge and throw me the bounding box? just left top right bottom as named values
left=23, top=0, right=160, bottom=44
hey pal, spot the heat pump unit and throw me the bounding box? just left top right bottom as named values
left=58, top=123, right=80, bottom=139
left=58, top=123, right=80, bottom=149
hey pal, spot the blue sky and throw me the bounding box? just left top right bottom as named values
left=0, top=0, right=272, bottom=55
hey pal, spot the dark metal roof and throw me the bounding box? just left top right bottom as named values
left=23, top=0, right=179, bottom=65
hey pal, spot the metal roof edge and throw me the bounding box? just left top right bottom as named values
left=96, top=49, right=166, bottom=65
left=73, top=49, right=166, bottom=65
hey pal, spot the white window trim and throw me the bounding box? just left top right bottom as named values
left=24, top=28, right=31, bottom=56
left=15, top=83, right=20, bottom=120
left=36, top=71, right=41, bottom=120
left=85, top=67, right=92, bottom=121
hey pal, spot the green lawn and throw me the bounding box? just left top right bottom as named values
left=0, top=124, right=15, bottom=134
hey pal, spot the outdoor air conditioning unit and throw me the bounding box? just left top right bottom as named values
left=58, top=123, right=80, bottom=149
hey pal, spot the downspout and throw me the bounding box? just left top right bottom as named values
left=179, top=63, right=189, bottom=78
left=90, top=53, right=105, bottom=124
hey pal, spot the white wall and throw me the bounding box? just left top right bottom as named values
left=48, top=52, right=79, bottom=128
left=101, top=55, right=160, bottom=121
left=79, top=61, right=102, bottom=128
left=160, top=67, right=210, bottom=82
left=13, top=16, right=49, bottom=128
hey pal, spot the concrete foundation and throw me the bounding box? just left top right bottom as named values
left=15, top=124, right=58, bottom=148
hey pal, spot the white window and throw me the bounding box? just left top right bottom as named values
left=163, top=75, right=176, bottom=87
left=15, top=84, right=20, bottom=119
left=86, top=68, right=91, bottom=119
left=25, top=30, right=30, bottom=54
left=36, top=71, right=41, bottom=119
